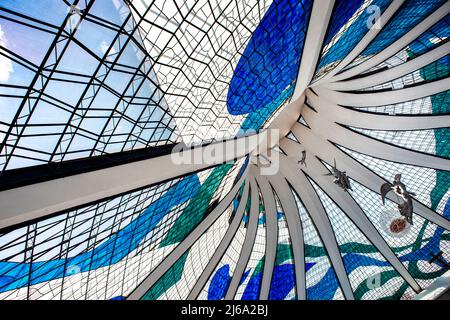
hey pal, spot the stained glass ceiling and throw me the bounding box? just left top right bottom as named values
left=0, top=0, right=449, bottom=301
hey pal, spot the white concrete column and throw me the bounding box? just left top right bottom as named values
left=127, top=169, right=248, bottom=300
left=312, top=0, right=406, bottom=86
left=280, top=159, right=355, bottom=300
left=298, top=107, right=450, bottom=171
left=268, top=172, right=307, bottom=299
left=306, top=90, right=450, bottom=130
left=274, top=147, right=420, bottom=292
left=281, top=128, right=450, bottom=231
left=187, top=179, right=250, bottom=299
left=314, top=78, right=449, bottom=108
left=333, top=1, right=450, bottom=82
left=0, top=133, right=263, bottom=230
left=291, top=0, right=335, bottom=100
left=254, top=171, right=279, bottom=300
left=325, top=42, right=450, bottom=91
left=225, top=172, right=261, bottom=300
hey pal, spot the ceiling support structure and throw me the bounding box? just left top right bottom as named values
left=254, top=171, right=279, bottom=300
left=225, top=174, right=260, bottom=300
left=1, top=0, right=449, bottom=302
left=285, top=165, right=355, bottom=300
left=312, top=0, right=406, bottom=87
left=273, top=146, right=421, bottom=292
left=291, top=0, right=335, bottom=100
left=127, top=170, right=248, bottom=300
left=306, top=90, right=450, bottom=131
left=269, top=173, right=307, bottom=300
left=332, top=1, right=450, bottom=82
left=282, top=129, right=450, bottom=232
left=314, top=78, right=448, bottom=108
left=187, top=179, right=250, bottom=299
left=0, top=132, right=263, bottom=230
left=263, top=0, right=335, bottom=152
left=299, top=106, right=450, bottom=172
left=325, top=42, right=450, bottom=91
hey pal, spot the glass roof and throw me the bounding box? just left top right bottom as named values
left=0, top=0, right=449, bottom=301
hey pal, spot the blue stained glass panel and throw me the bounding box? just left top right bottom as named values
left=407, top=14, right=450, bottom=58
left=316, top=0, right=392, bottom=74
left=324, top=0, right=366, bottom=45
left=0, top=174, right=200, bottom=293
left=360, top=0, right=446, bottom=57
left=227, top=0, right=312, bottom=117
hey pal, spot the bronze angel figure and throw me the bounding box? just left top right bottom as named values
left=380, top=174, right=416, bottom=225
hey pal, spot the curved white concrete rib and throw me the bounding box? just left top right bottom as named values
left=277, top=156, right=355, bottom=300
left=306, top=90, right=450, bottom=131
left=127, top=169, right=248, bottom=300
left=298, top=109, right=450, bottom=171
left=314, top=78, right=449, bottom=107
left=268, top=172, right=307, bottom=300
left=312, top=0, right=405, bottom=87
left=187, top=179, right=249, bottom=300
left=0, top=133, right=263, bottom=230
left=325, top=42, right=450, bottom=91
left=266, top=0, right=334, bottom=142
left=258, top=94, right=305, bottom=156
left=281, top=130, right=450, bottom=231
left=225, top=173, right=260, bottom=300
left=277, top=147, right=421, bottom=292
left=333, top=1, right=450, bottom=82
left=291, top=0, right=335, bottom=100
left=254, top=171, right=279, bottom=300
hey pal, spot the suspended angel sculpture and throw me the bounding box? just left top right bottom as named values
left=380, top=174, right=415, bottom=225
left=297, top=150, right=307, bottom=167
left=324, top=159, right=352, bottom=191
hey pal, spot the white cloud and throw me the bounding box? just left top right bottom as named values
left=100, top=40, right=116, bottom=55
left=0, top=24, right=13, bottom=82
left=99, top=40, right=117, bottom=62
